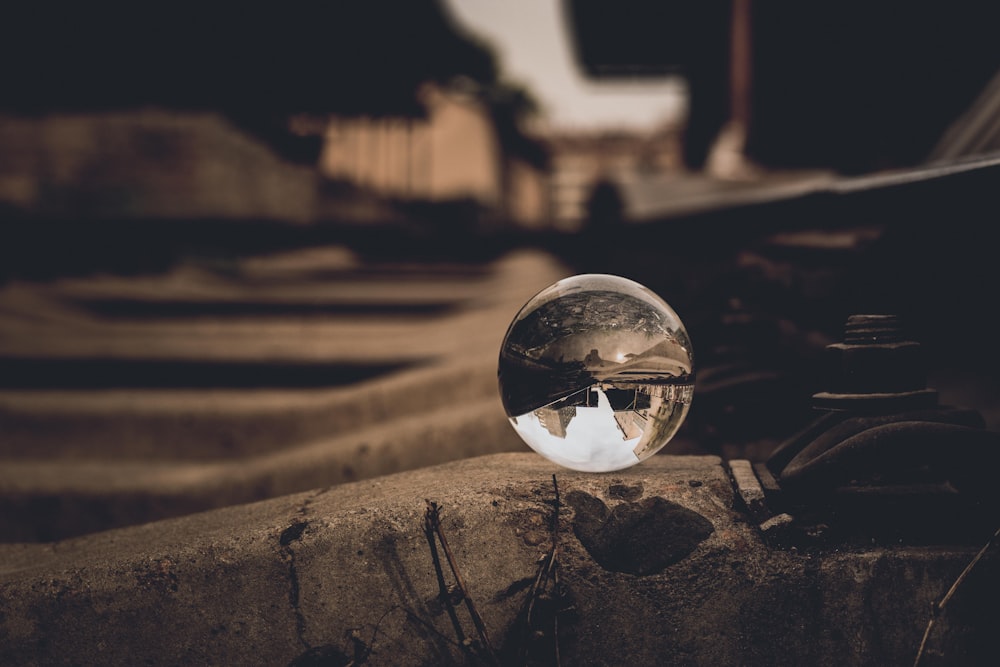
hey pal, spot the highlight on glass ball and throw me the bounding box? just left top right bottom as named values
left=498, top=274, right=694, bottom=472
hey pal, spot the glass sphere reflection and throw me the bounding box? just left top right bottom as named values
left=498, top=274, right=694, bottom=472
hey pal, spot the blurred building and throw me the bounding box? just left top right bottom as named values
left=536, top=406, right=576, bottom=438
left=0, top=1, right=555, bottom=279
left=547, top=123, right=683, bottom=228
left=0, top=92, right=551, bottom=232
left=318, top=82, right=551, bottom=229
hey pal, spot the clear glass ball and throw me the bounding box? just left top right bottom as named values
left=498, top=274, right=694, bottom=472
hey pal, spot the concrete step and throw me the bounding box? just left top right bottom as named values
left=0, top=393, right=524, bottom=542
left=0, top=453, right=994, bottom=666
left=0, top=246, right=573, bottom=542
left=0, top=361, right=498, bottom=460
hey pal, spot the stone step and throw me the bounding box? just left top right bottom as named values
left=0, top=453, right=992, bottom=666
left=0, top=246, right=572, bottom=542
left=0, top=395, right=524, bottom=542
left=0, top=361, right=497, bottom=460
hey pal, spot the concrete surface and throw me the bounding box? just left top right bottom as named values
left=1, top=453, right=996, bottom=666
left=2, top=235, right=998, bottom=666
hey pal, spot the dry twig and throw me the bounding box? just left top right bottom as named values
left=424, top=500, right=500, bottom=666
left=913, top=526, right=1000, bottom=666
left=521, top=474, right=565, bottom=667
left=422, top=476, right=566, bottom=666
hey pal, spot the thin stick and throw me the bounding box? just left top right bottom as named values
left=524, top=552, right=554, bottom=631
left=522, top=475, right=563, bottom=666
left=550, top=475, right=562, bottom=667
left=426, top=500, right=500, bottom=666
left=526, top=475, right=562, bottom=629
left=547, top=474, right=561, bottom=553
left=913, top=526, right=1000, bottom=667
left=423, top=501, right=468, bottom=648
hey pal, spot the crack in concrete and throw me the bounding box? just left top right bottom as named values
left=280, top=520, right=310, bottom=649
left=298, top=486, right=332, bottom=517
left=279, top=487, right=333, bottom=651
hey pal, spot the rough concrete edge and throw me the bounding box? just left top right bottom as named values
left=1, top=452, right=992, bottom=666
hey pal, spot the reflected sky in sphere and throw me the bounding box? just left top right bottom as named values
left=512, top=388, right=641, bottom=471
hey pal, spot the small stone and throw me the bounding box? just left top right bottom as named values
left=760, top=513, right=794, bottom=533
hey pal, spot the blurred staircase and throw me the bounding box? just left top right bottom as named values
left=0, top=244, right=572, bottom=541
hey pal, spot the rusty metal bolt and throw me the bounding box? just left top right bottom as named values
left=812, top=314, right=938, bottom=412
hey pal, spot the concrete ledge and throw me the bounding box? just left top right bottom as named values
left=1, top=453, right=994, bottom=666
left=0, top=359, right=503, bottom=460
left=0, top=392, right=526, bottom=541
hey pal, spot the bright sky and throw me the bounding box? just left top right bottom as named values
left=511, top=389, right=642, bottom=472
left=441, top=0, right=687, bottom=133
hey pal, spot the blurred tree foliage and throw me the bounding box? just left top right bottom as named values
left=0, top=1, right=499, bottom=116
left=0, top=2, right=551, bottom=166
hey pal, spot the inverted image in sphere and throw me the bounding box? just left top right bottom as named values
left=498, top=274, right=694, bottom=472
